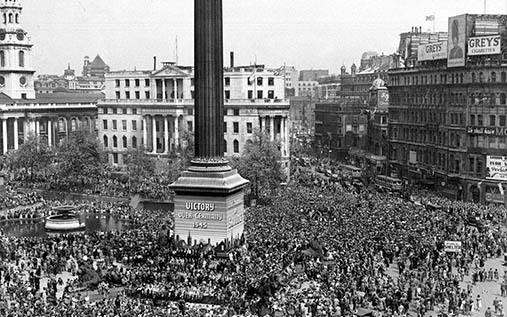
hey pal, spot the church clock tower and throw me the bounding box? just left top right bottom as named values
left=0, top=0, right=35, bottom=99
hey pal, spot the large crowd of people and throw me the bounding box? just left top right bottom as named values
left=1, top=158, right=507, bottom=316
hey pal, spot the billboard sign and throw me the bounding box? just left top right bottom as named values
left=444, top=241, right=462, bottom=252
left=418, top=41, right=448, bottom=61
left=467, top=35, right=501, bottom=55
left=448, top=15, right=467, bottom=68
left=486, top=156, right=507, bottom=181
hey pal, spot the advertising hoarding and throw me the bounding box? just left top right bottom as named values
left=448, top=15, right=467, bottom=68
left=418, top=41, right=448, bottom=61
left=467, top=35, right=501, bottom=55
left=486, top=156, right=507, bottom=181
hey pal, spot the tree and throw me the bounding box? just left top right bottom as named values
left=54, top=129, right=104, bottom=186
left=124, top=147, right=155, bottom=193
left=232, top=129, right=283, bottom=199
left=5, top=134, right=53, bottom=180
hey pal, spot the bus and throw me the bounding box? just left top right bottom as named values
left=341, top=165, right=362, bottom=178
left=374, top=175, right=403, bottom=192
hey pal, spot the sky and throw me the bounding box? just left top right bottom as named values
left=21, top=0, right=507, bottom=76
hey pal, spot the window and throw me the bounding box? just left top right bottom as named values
left=268, top=90, right=274, bottom=99
left=500, top=115, right=506, bottom=127
left=145, top=79, right=150, bottom=86
left=187, top=121, right=193, bottom=132
left=0, top=51, right=4, bottom=67
left=135, top=79, right=140, bottom=87
left=246, top=122, right=252, bottom=134
left=18, top=51, right=24, bottom=67
left=125, top=79, right=130, bottom=87
left=132, top=108, right=137, bottom=115
left=491, top=72, right=497, bottom=83
left=135, top=91, right=140, bottom=99
left=132, top=136, right=137, bottom=148
left=71, top=118, right=77, bottom=131
left=225, top=90, right=230, bottom=99
left=115, top=91, right=120, bottom=99
left=224, top=122, right=227, bottom=133
left=103, top=135, right=108, bottom=148
left=247, top=90, right=253, bottom=99
left=103, top=120, right=108, bottom=130
left=224, top=77, right=230, bottom=86
left=191, top=78, right=194, bottom=86
left=122, top=108, right=127, bottom=114
left=257, top=77, right=263, bottom=86
left=113, top=153, right=118, bottom=164
left=122, top=136, right=127, bottom=148
left=490, top=115, right=496, bottom=126
left=501, top=93, right=506, bottom=105
left=113, top=108, right=117, bottom=114
left=233, top=109, right=239, bottom=116
left=145, top=91, right=150, bottom=99
left=125, top=91, right=130, bottom=99
left=112, top=120, right=117, bottom=130
left=115, top=79, right=120, bottom=87
left=268, top=77, right=274, bottom=86
left=257, top=90, right=263, bottom=99
left=233, top=139, right=239, bottom=153
left=233, top=122, right=239, bottom=133
left=470, top=114, right=475, bottom=126
left=122, top=120, right=127, bottom=130
left=188, top=108, right=193, bottom=116
left=132, top=120, right=137, bottom=130
left=224, top=139, right=227, bottom=153
left=113, top=135, right=118, bottom=148
left=502, top=72, right=507, bottom=82
left=477, top=115, right=483, bottom=126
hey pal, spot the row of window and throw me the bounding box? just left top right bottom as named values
left=114, top=76, right=276, bottom=89
left=103, top=119, right=138, bottom=131
left=224, top=122, right=253, bottom=134
left=0, top=50, right=24, bottom=67
left=391, top=70, right=507, bottom=86
left=245, top=77, right=275, bottom=86
left=102, top=108, right=137, bottom=115
left=390, top=110, right=507, bottom=127
left=391, top=91, right=507, bottom=106
left=115, top=79, right=150, bottom=88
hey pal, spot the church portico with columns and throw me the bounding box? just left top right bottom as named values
left=0, top=102, right=98, bottom=155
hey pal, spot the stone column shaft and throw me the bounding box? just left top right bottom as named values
left=152, top=116, right=157, bottom=153
left=47, top=119, right=52, bottom=146
left=2, top=118, right=7, bottom=154
left=143, top=116, right=148, bottom=148
left=13, top=118, right=18, bottom=150
left=164, top=116, right=169, bottom=154
left=174, top=116, right=179, bottom=148
left=194, top=0, right=224, bottom=158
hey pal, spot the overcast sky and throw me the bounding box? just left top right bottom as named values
left=22, top=0, right=507, bottom=75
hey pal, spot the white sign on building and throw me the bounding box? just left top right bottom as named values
left=467, top=35, right=501, bottom=56
left=418, top=41, right=448, bottom=61
left=486, top=156, right=507, bottom=180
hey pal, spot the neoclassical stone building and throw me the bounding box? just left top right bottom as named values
left=98, top=62, right=290, bottom=176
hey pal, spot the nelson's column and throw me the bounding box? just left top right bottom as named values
left=170, top=0, right=249, bottom=245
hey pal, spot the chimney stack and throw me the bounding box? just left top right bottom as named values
left=230, top=51, right=234, bottom=68
left=153, top=56, right=157, bottom=71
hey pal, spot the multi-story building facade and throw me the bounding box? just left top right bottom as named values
left=98, top=62, right=290, bottom=176
left=389, top=14, right=507, bottom=205
left=0, top=0, right=100, bottom=156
